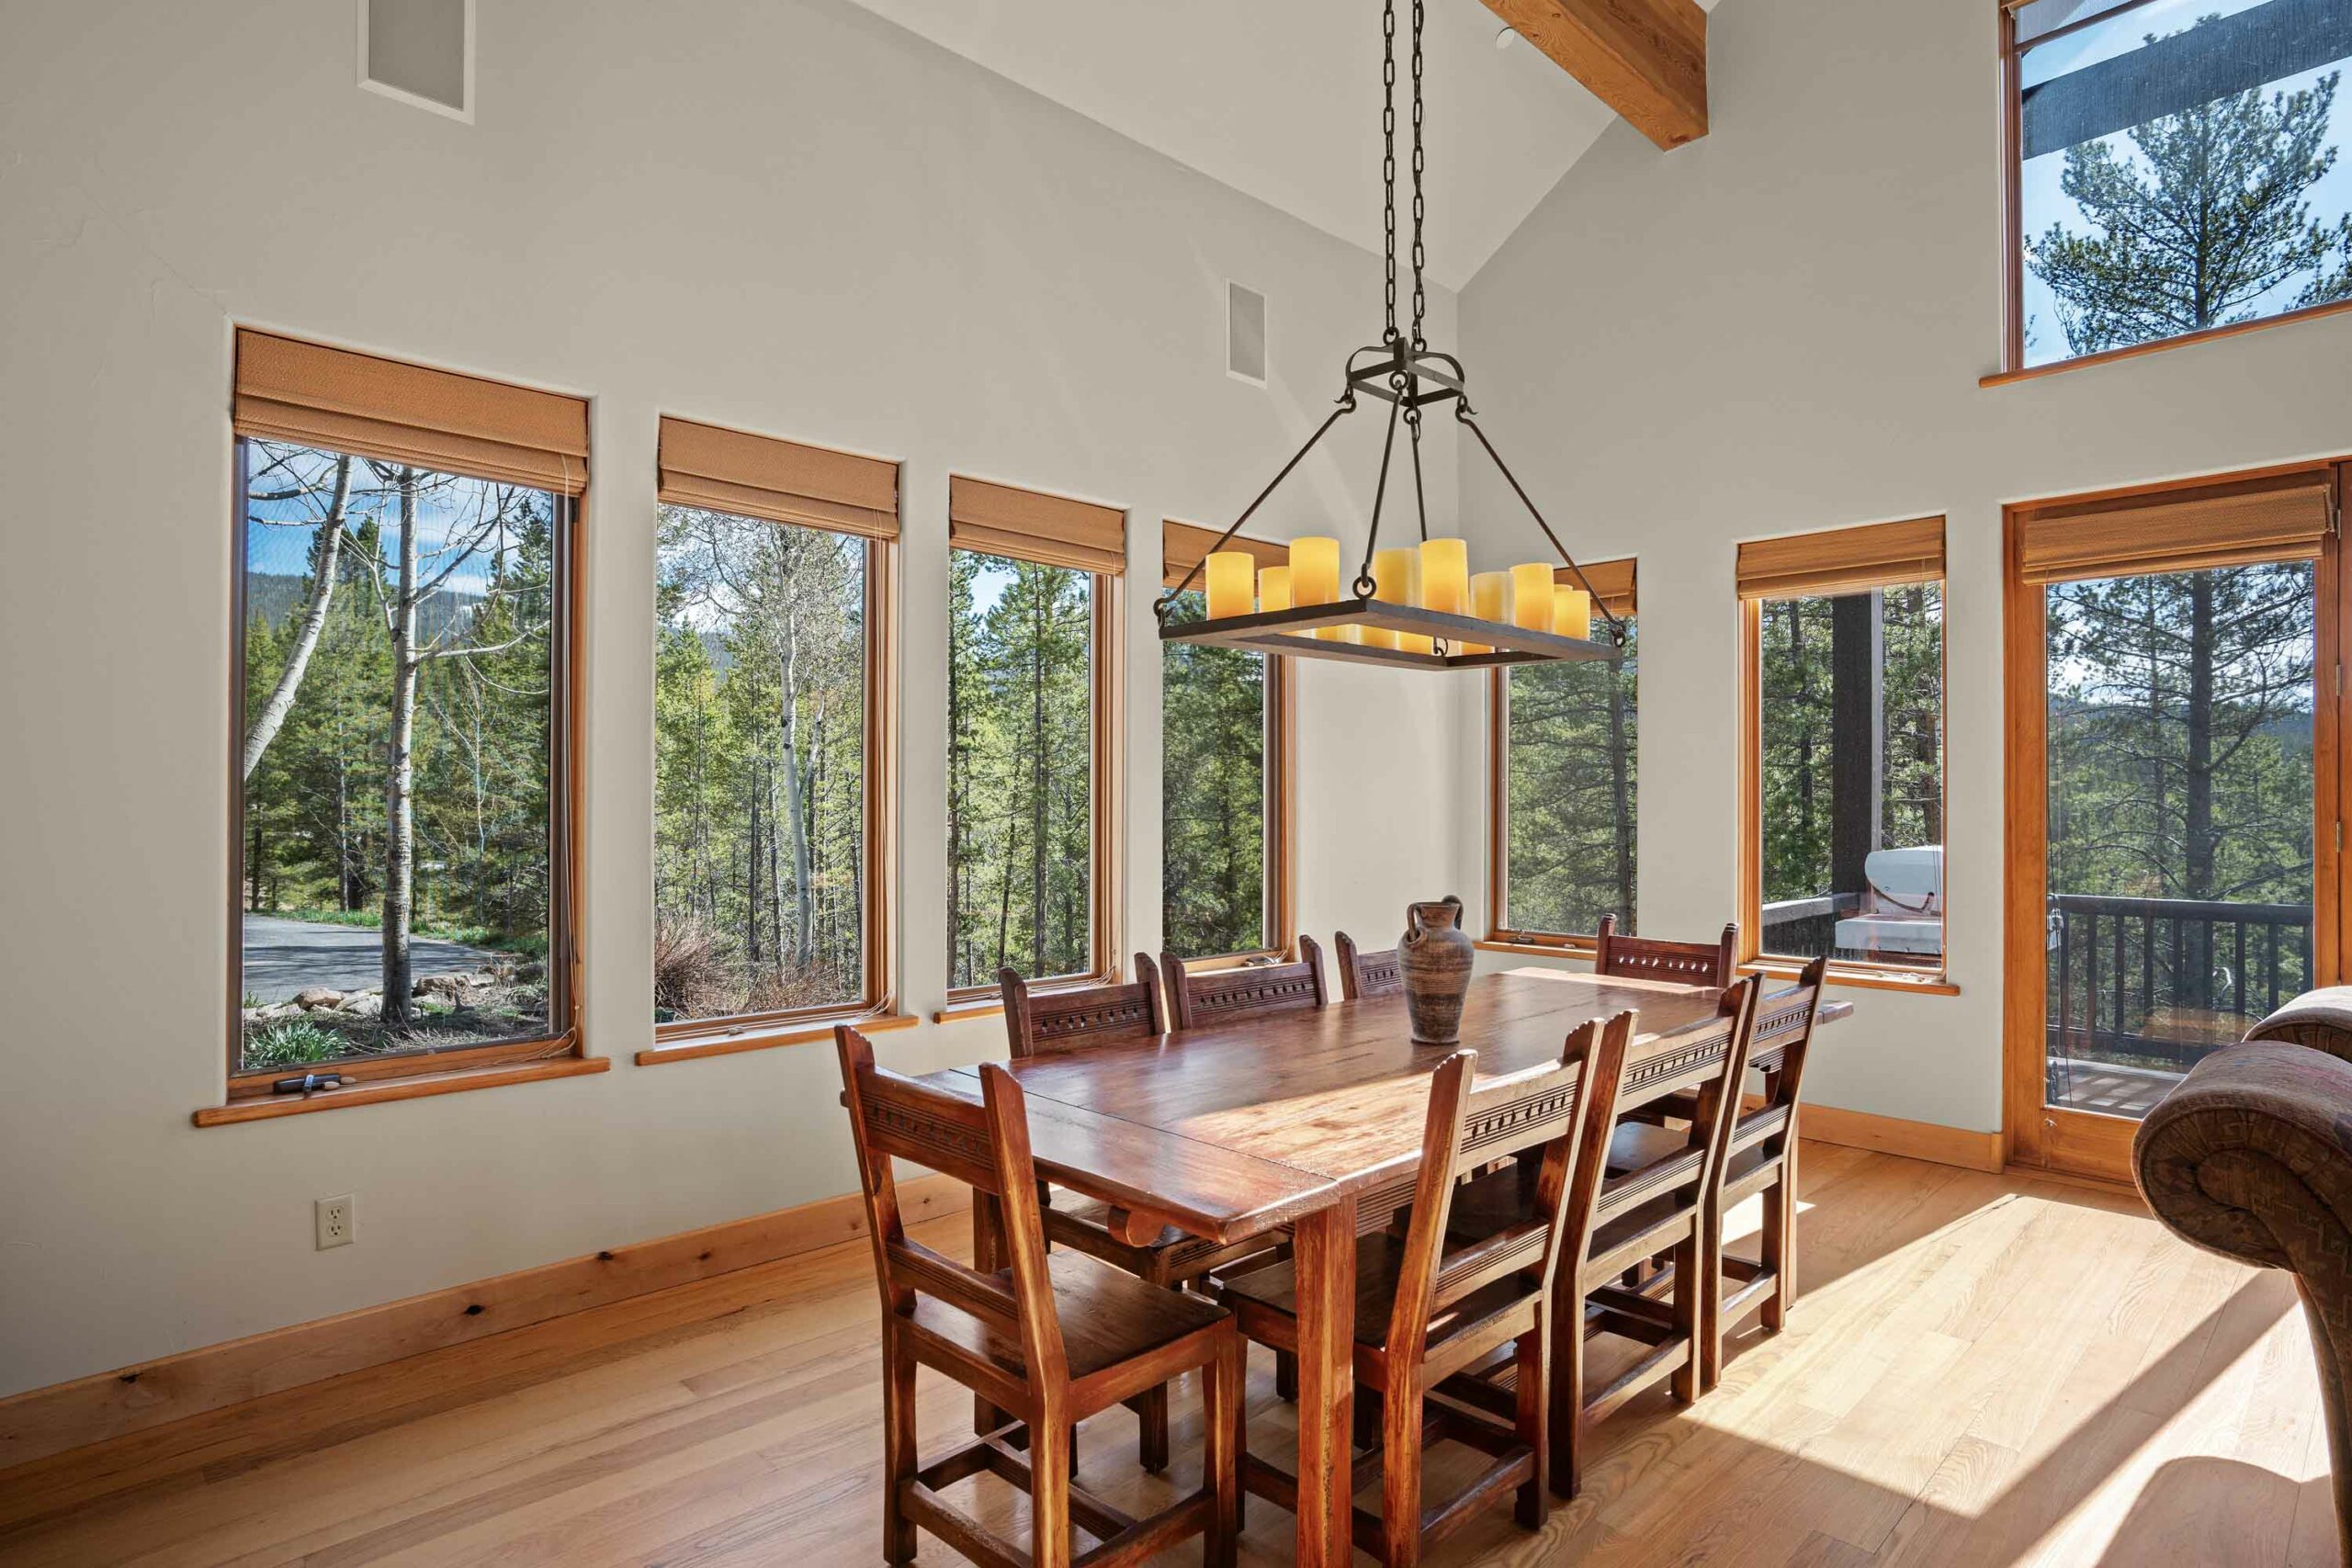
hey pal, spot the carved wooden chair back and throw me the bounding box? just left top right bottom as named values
left=1001, top=956, right=1165, bottom=1058
left=1161, top=935, right=1328, bottom=1031
left=1733, top=956, right=1826, bottom=1162
left=1592, top=913, right=1737, bottom=988
left=837, top=1027, right=1067, bottom=1395
left=1333, top=931, right=1404, bottom=1000
left=1385, top=1026, right=1599, bottom=1359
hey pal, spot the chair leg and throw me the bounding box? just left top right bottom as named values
left=1669, top=1230, right=1701, bottom=1405
left=972, top=1195, right=1006, bottom=1437
left=1550, top=1283, right=1586, bottom=1499
left=1762, top=1155, right=1795, bottom=1334
left=1514, top=1312, right=1548, bottom=1531
left=1698, top=1192, right=1727, bottom=1393
left=1031, top=1408, right=1074, bottom=1568
left=1274, top=1348, right=1298, bottom=1402
left=1203, top=1338, right=1242, bottom=1567
left=882, top=1328, right=917, bottom=1565
left=1133, top=1382, right=1171, bottom=1474
left=1381, top=1377, right=1425, bottom=1568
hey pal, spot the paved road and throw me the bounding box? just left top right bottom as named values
left=242, top=915, right=497, bottom=1004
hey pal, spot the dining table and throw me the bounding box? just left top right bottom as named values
left=912, top=964, right=1852, bottom=1566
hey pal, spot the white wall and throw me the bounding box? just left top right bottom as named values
left=1457, top=0, right=2352, bottom=1132
left=0, top=0, right=1475, bottom=1395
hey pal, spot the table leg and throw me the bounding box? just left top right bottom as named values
left=1290, top=1197, right=1357, bottom=1568
left=972, top=1191, right=1006, bottom=1436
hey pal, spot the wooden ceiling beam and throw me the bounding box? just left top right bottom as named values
left=1480, top=0, right=1708, bottom=151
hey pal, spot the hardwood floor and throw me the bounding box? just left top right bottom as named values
left=0, top=1144, right=2329, bottom=1566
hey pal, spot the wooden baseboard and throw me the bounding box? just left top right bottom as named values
left=1801, top=1103, right=2006, bottom=1173
left=0, top=1173, right=968, bottom=1472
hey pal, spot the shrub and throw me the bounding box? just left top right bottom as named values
left=243, top=1019, right=346, bottom=1069
left=653, top=918, right=732, bottom=1018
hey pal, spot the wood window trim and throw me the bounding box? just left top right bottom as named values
left=1484, top=561, right=1637, bottom=947
left=1737, top=533, right=1951, bottom=988
left=1158, top=530, right=1298, bottom=967
left=219, top=430, right=589, bottom=1122
left=943, top=526, right=1125, bottom=1005
left=1989, top=0, right=2352, bottom=383
left=646, top=521, right=901, bottom=1057
left=2000, top=459, right=2349, bottom=1179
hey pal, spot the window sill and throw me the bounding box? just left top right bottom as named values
left=194, top=1055, right=609, bottom=1126
left=1979, top=296, right=2352, bottom=388
left=636, top=1010, right=918, bottom=1066
left=1476, top=936, right=1598, bottom=960
left=933, top=998, right=1007, bottom=1024
left=1744, top=959, right=1960, bottom=998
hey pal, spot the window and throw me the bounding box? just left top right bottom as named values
left=229, top=330, right=584, bottom=1099
left=2003, top=0, right=2352, bottom=372
left=1488, top=559, right=1638, bottom=947
left=945, top=477, right=1123, bottom=995
left=1160, top=523, right=1293, bottom=961
left=1737, top=519, right=1948, bottom=980
left=650, top=418, right=897, bottom=1046
left=2006, top=467, right=2341, bottom=1181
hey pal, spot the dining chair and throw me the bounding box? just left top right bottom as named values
left=1332, top=931, right=1404, bottom=1000
left=1160, top=936, right=1328, bottom=1031
left=1217, top=1030, right=1602, bottom=1565
left=1709, top=954, right=1827, bottom=1387
left=1592, top=913, right=1738, bottom=987
left=998, top=960, right=1283, bottom=1472
left=836, top=1024, right=1243, bottom=1568
left=1451, top=980, right=1763, bottom=1499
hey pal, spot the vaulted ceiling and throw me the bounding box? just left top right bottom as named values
left=841, top=0, right=1716, bottom=289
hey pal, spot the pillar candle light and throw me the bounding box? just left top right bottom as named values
left=1258, top=564, right=1292, bottom=612
left=1419, top=537, right=1467, bottom=614
left=1290, top=535, right=1341, bottom=639
left=1510, top=563, right=1555, bottom=631
left=1552, top=584, right=1592, bottom=640
left=1204, top=550, right=1255, bottom=620
left=1462, top=570, right=1508, bottom=656
left=1365, top=547, right=1414, bottom=649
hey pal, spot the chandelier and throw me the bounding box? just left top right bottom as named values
left=1157, top=0, right=1626, bottom=671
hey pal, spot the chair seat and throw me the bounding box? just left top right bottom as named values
left=1216, top=1231, right=1536, bottom=1351
left=906, top=1248, right=1228, bottom=1388
left=1606, top=1120, right=1698, bottom=1176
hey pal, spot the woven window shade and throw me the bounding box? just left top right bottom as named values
left=1555, top=557, right=1636, bottom=619
left=2016, top=474, right=2336, bottom=585
left=1161, top=521, right=1288, bottom=591
left=232, top=329, right=588, bottom=496
left=657, top=417, right=898, bottom=540
left=1737, top=516, right=1945, bottom=601
left=950, top=477, right=1125, bottom=575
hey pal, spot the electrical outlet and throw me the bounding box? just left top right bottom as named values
left=316, top=1194, right=355, bottom=1250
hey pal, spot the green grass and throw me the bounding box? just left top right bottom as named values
left=243, top=1019, right=346, bottom=1070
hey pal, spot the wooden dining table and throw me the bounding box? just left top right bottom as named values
left=910, top=965, right=1851, bottom=1566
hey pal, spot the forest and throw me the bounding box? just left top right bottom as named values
left=1504, top=626, right=1637, bottom=938
left=653, top=508, right=869, bottom=1022
left=2045, top=562, right=2316, bottom=1059
left=1756, top=584, right=1945, bottom=962
left=947, top=550, right=1096, bottom=989
left=239, top=440, right=555, bottom=1071
left=1161, top=592, right=1272, bottom=959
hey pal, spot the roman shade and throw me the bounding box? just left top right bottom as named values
left=657, top=416, right=899, bottom=540
left=2015, top=472, right=2337, bottom=585
left=1737, top=516, right=1946, bottom=601
left=232, top=328, right=588, bottom=496
left=1555, top=557, right=1637, bottom=619
left=950, top=477, right=1126, bottom=575
left=1161, top=521, right=1288, bottom=591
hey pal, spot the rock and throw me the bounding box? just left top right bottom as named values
left=415, top=974, right=467, bottom=998
left=339, top=992, right=382, bottom=1016
left=294, top=987, right=344, bottom=1010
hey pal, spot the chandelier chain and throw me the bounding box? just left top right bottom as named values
left=1382, top=0, right=1398, bottom=344
left=1410, top=0, right=1427, bottom=349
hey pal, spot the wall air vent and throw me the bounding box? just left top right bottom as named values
left=1227, top=281, right=1268, bottom=386
left=357, top=0, right=474, bottom=123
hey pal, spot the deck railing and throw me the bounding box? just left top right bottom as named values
left=2045, top=892, right=2312, bottom=1079
left=1758, top=895, right=1859, bottom=960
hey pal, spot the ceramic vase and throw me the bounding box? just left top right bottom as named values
left=1399, top=894, right=1473, bottom=1044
